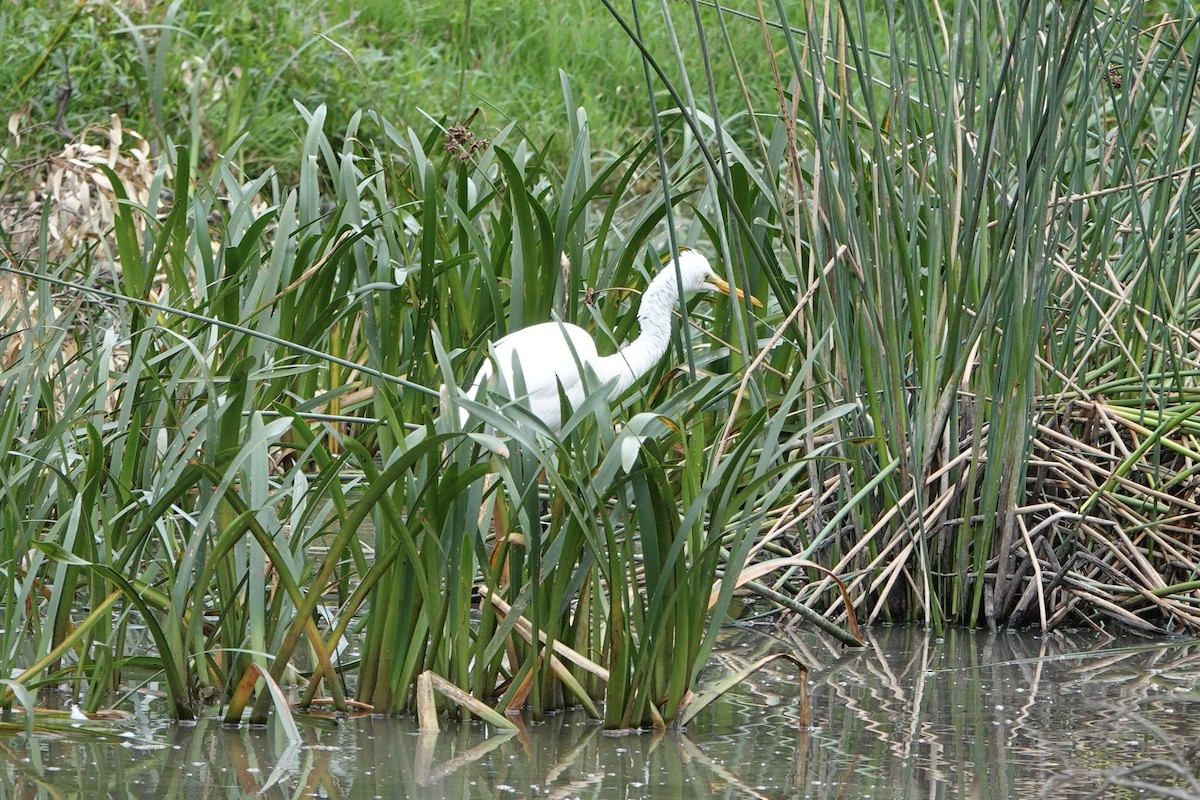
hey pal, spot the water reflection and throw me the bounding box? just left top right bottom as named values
left=3, top=628, right=1197, bottom=799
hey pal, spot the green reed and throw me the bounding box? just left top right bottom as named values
left=3, top=0, right=1196, bottom=732
left=607, top=0, right=1199, bottom=632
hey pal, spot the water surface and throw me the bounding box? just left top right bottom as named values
left=7, top=627, right=1199, bottom=798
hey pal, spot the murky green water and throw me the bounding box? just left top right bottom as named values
left=6, top=627, right=1199, bottom=798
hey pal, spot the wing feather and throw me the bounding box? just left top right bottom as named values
left=464, top=322, right=602, bottom=430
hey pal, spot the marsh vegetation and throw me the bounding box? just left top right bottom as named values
left=1, top=0, right=1198, bottom=735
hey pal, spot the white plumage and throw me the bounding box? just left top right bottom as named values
left=461, top=249, right=756, bottom=432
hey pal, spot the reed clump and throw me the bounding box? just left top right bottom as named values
left=0, top=0, right=1197, bottom=728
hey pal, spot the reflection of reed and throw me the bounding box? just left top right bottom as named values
left=1040, top=705, right=1200, bottom=798
left=0, top=717, right=343, bottom=799
left=766, top=627, right=1200, bottom=799
left=0, top=700, right=811, bottom=798
left=676, top=735, right=775, bottom=800
left=166, top=721, right=339, bottom=799
left=0, top=630, right=1195, bottom=799
left=413, top=729, right=516, bottom=785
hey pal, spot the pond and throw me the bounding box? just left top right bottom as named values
left=6, top=627, right=1198, bottom=799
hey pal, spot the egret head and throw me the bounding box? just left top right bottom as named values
left=664, top=247, right=762, bottom=306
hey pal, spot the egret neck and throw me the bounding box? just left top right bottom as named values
left=593, top=265, right=683, bottom=397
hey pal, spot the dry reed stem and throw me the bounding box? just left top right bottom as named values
left=765, top=396, right=1200, bottom=632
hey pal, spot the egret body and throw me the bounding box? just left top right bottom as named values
left=462, top=249, right=755, bottom=432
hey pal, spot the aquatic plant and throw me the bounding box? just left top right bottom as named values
left=606, top=0, right=1200, bottom=635
left=1, top=0, right=1198, bottom=730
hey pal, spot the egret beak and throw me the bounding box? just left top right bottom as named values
left=707, top=275, right=764, bottom=308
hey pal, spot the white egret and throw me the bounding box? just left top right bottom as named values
left=461, top=248, right=759, bottom=432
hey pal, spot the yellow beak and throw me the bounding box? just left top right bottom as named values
left=708, top=275, right=764, bottom=308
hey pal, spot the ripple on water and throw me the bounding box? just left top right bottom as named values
left=5, top=627, right=1199, bottom=799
